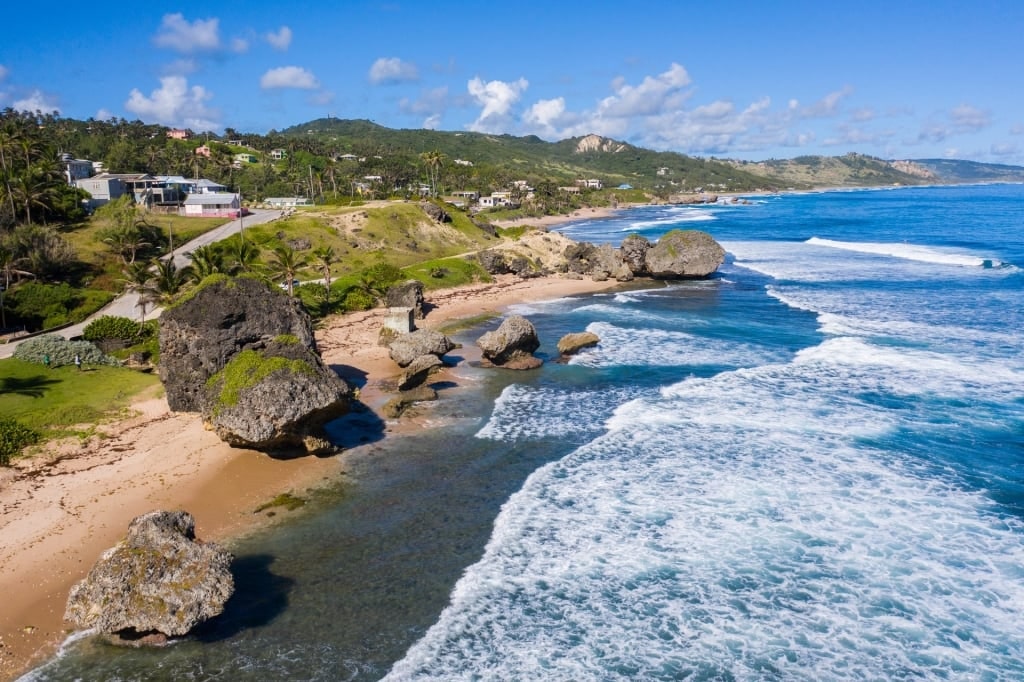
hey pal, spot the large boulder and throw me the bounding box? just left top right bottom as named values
left=420, top=202, right=451, bottom=223
left=397, top=354, right=443, bottom=391
left=644, top=229, right=726, bottom=278
left=557, top=331, right=600, bottom=356
left=385, top=280, right=425, bottom=319
left=620, top=234, right=651, bottom=275
left=205, top=338, right=351, bottom=454
left=388, top=329, right=455, bottom=368
left=476, top=315, right=542, bottom=370
left=564, top=242, right=630, bottom=281
left=158, top=277, right=351, bottom=454
left=158, top=277, right=317, bottom=413
left=65, top=511, right=233, bottom=642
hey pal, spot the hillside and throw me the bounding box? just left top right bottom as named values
left=279, top=118, right=779, bottom=193
left=898, top=159, right=1024, bottom=184
left=726, top=153, right=928, bottom=189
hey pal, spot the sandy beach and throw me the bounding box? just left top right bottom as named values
left=0, top=272, right=620, bottom=681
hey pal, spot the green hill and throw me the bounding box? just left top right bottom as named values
left=901, top=159, right=1024, bottom=184
left=278, top=118, right=778, bottom=193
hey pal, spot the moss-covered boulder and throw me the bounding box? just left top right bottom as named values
left=158, top=277, right=351, bottom=455
left=644, top=229, right=725, bottom=278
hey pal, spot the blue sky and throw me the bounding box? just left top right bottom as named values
left=2, top=1, right=1022, bottom=164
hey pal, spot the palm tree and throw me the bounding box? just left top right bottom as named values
left=420, top=150, right=445, bottom=197
left=151, top=258, right=192, bottom=305
left=120, top=261, right=158, bottom=325
left=312, top=245, right=335, bottom=303
left=187, top=244, right=225, bottom=282
left=226, top=238, right=260, bottom=275
left=267, top=245, right=306, bottom=297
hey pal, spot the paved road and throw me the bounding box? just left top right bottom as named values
left=0, top=208, right=283, bottom=359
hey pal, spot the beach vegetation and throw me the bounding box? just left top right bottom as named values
left=0, top=417, right=39, bottom=466
left=207, top=349, right=315, bottom=411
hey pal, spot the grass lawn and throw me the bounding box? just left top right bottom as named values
left=0, top=358, right=160, bottom=443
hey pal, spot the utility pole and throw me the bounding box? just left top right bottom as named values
left=239, top=190, right=244, bottom=242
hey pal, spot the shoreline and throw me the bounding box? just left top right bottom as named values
left=0, top=272, right=620, bottom=681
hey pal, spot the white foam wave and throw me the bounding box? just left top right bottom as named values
left=625, top=210, right=716, bottom=230
left=807, top=237, right=1011, bottom=269
left=567, top=321, right=786, bottom=369
left=475, top=383, right=643, bottom=442
left=388, top=352, right=1024, bottom=681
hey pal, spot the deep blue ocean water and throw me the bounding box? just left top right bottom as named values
left=26, top=184, right=1024, bottom=680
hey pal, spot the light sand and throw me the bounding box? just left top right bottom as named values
left=0, top=273, right=619, bottom=680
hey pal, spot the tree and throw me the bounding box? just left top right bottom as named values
left=267, top=245, right=306, bottom=297
left=311, top=245, right=335, bottom=302
left=151, top=258, right=191, bottom=305
left=187, top=244, right=225, bottom=282
left=226, top=238, right=260, bottom=275
left=119, top=261, right=157, bottom=325
left=420, top=150, right=445, bottom=197
left=0, top=244, right=33, bottom=328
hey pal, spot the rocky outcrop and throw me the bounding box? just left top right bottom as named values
left=620, top=234, right=651, bottom=275
left=397, top=354, right=443, bottom=391
left=385, top=280, right=425, bottom=319
left=645, top=229, right=726, bottom=278
left=420, top=202, right=452, bottom=223
left=557, top=331, right=600, bottom=356
left=205, top=338, right=351, bottom=454
left=476, top=315, right=542, bottom=370
left=388, top=329, right=455, bottom=368
left=158, top=277, right=317, bottom=413
left=564, top=242, right=633, bottom=282
left=65, top=511, right=233, bottom=643
left=158, top=277, right=351, bottom=455
left=667, top=193, right=719, bottom=204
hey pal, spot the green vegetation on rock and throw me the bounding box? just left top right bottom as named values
left=207, top=350, right=315, bottom=410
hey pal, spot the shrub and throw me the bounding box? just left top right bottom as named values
left=12, top=334, right=122, bottom=367
left=0, top=418, right=39, bottom=466
left=83, top=316, right=153, bottom=343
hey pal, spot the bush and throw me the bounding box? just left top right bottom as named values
left=12, top=334, right=122, bottom=368
left=340, top=288, right=375, bottom=311
left=0, top=418, right=39, bottom=466
left=83, top=316, right=154, bottom=343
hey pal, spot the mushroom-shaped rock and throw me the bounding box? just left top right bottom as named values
left=557, top=331, right=601, bottom=356
left=476, top=315, right=542, bottom=370
left=206, top=340, right=351, bottom=455
left=65, top=511, right=234, bottom=641
left=644, top=229, right=726, bottom=278
left=397, top=353, right=443, bottom=391
left=388, top=329, right=455, bottom=368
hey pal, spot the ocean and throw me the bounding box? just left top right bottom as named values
left=25, top=184, right=1024, bottom=680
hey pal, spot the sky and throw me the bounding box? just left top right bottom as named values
left=2, top=1, right=1023, bottom=164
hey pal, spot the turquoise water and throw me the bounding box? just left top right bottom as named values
left=27, top=185, right=1024, bottom=680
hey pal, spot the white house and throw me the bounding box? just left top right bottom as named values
left=194, top=179, right=228, bottom=194
left=183, top=192, right=240, bottom=217
left=61, top=155, right=94, bottom=184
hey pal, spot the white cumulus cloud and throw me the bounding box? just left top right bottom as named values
left=596, top=62, right=692, bottom=118
left=266, top=26, right=292, bottom=50
left=13, top=90, right=60, bottom=114
left=125, top=76, right=219, bottom=130
left=369, top=57, right=419, bottom=84
left=260, top=66, right=320, bottom=90
left=467, top=76, right=528, bottom=133
left=153, top=13, right=221, bottom=53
